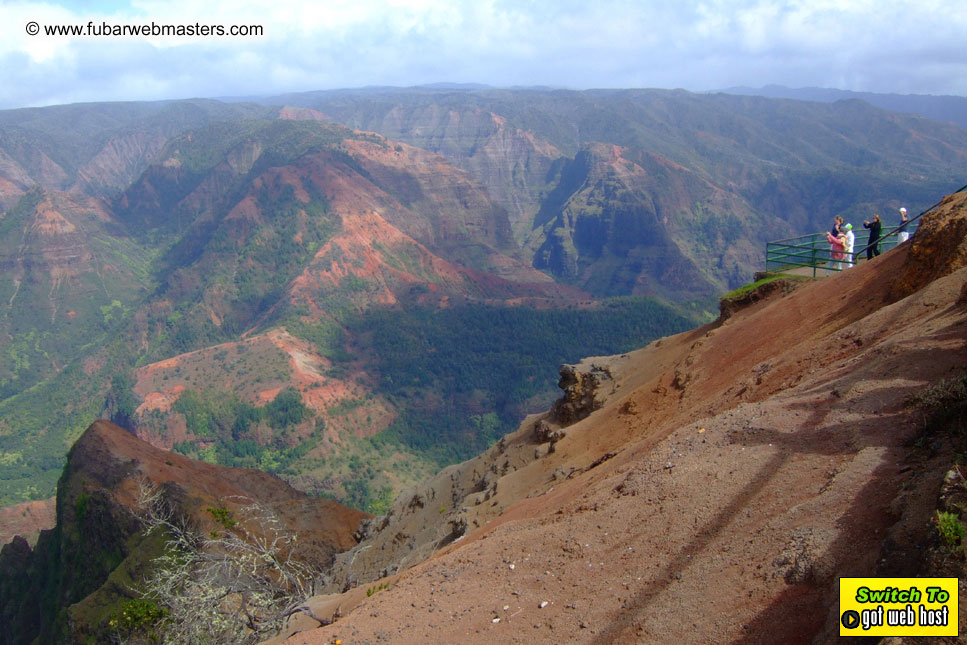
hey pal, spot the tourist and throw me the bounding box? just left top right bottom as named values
left=843, top=223, right=855, bottom=267
left=826, top=230, right=847, bottom=274
left=863, top=214, right=882, bottom=259
left=897, top=207, right=910, bottom=243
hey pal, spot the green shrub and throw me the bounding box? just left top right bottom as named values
left=935, top=510, right=964, bottom=549
left=108, top=598, right=169, bottom=638
left=366, top=581, right=390, bottom=597
left=207, top=506, right=236, bottom=529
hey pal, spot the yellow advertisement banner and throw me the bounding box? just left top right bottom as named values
left=840, top=577, right=958, bottom=637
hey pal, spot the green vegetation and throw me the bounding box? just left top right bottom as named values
left=935, top=510, right=965, bottom=550
left=107, top=598, right=169, bottom=642
left=0, top=111, right=703, bottom=514
left=0, top=357, right=121, bottom=506
left=0, top=204, right=695, bottom=514
left=158, top=297, right=694, bottom=512
left=143, top=179, right=339, bottom=360
left=283, top=316, right=351, bottom=361
left=297, top=430, right=434, bottom=515
left=74, top=492, right=90, bottom=522
left=0, top=189, right=153, bottom=399
left=327, top=396, right=367, bottom=417
left=366, top=581, right=391, bottom=597
left=175, top=388, right=258, bottom=438
left=720, top=273, right=811, bottom=302
left=169, top=386, right=313, bottom=472
left=346, top=298, right=694, bottom=465
left=207, top=506, right=237, bottom=530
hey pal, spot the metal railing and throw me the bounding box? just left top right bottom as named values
left=765, top=226, right=914, bottom=276
left=765, top=185, right=967, bottom=277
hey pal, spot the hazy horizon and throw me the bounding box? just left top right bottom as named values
left=2, top=1, right=964, bottom=110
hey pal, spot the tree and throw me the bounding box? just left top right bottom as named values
left=131, top=479, right=329, bottom=644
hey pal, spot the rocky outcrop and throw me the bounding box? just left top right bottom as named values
left=530, top=144, right=732, bottom=300
left=549, top=360, right=615, bottom=425
left=0, top=420, right=367, bottom=645
left=886, top=189, right=967, bottom=302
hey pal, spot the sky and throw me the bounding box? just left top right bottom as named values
left=1, top=0, right=965, bottom=109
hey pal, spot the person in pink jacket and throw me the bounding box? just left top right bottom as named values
left=825, top=230, right=846, bottom=274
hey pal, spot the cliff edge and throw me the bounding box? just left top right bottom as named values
left=277, top=190, right=967, bottom=644
left=0, top=420, right=368, bottom=644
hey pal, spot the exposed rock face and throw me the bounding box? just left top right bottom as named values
left=530, top=143, right=743, bottom=299
left=115, top=120, right=572, bottom=324
left=290, top=87, right=967, bottom=303
left=315, top=354, right=627, bottom=595
left=320, top=417, right=548, bottom=593
left=0, top=420, right=368, bottom=644
left=309, top=103, right=562, bottom=244
left=549, top=360, right=615, bottom=425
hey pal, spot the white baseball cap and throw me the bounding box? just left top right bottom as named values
left=899, top=207, right=907, bottom=213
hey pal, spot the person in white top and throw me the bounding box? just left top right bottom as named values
left=897, top=207, right=910, bottom=243
left=843, top=223, right=855, bottom=267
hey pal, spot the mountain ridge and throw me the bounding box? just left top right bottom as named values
left=721, top=84, right=967, bottom=128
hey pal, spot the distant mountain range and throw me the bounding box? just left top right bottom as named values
left=1, top=86, right=966, bottom=515
left=720, top=84, right=967, bottom=128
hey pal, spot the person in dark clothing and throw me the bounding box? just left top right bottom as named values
left=863, top=214, right=882, bottom=260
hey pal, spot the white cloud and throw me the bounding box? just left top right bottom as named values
left=0, top=0, right=964, bottom=108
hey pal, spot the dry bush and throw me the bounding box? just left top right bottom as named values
left=910, top=374, right=967, bottom=433
left=131, top=479, right=328, bottom=644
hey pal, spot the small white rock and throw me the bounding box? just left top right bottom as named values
left=539, top=601, right=549, bottom=608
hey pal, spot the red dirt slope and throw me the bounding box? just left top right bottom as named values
left=0, top=497, right=55, bottom=546
left=276, top=190, right=967, bottom=644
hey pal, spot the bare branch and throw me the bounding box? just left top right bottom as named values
left=127, top=483, right=324, bottom=644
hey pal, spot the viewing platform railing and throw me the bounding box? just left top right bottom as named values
left=763, top=184, right=967, bottom=277
left=765, top=225, right=915, bottom=277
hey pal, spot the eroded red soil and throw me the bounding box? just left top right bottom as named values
left=276, top=192, right=967, bottom=645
